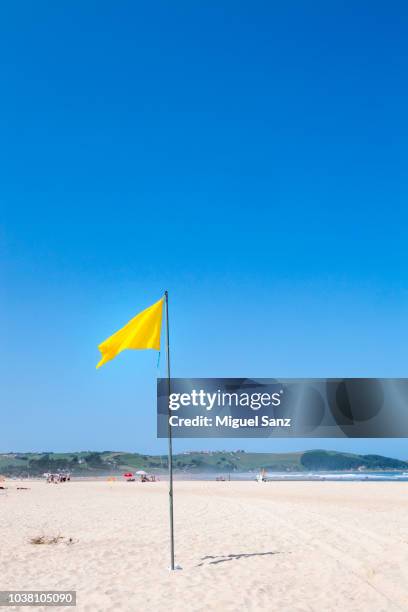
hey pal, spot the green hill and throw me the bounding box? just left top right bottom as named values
left=0, top=450, right=407, bottom=476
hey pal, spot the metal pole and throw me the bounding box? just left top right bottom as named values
left=165, top=290, right=175, bottom=570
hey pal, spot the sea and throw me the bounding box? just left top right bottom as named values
left=175, top=471, right=408, bottom=482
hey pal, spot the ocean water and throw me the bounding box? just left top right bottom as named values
left=239, top=471, right=408, bottom=482
left=175, top=471, right=408, bottom=482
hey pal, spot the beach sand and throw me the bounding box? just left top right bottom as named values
left=1, top=480, right=408, bottom=612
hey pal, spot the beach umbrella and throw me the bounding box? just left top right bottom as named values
left=136, top=470, right=147, bottom=475
left=123, top=472, right=133, bottom=478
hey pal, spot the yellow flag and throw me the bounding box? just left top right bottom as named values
left=96, top=296, right=164, bottom=369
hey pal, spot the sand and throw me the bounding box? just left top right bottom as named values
left=1, top=480, right=408, bottom=612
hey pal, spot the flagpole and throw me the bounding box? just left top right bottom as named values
left=164, top=290, right=175, bottom=570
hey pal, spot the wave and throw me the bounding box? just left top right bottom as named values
left=256, top=471, right=408, bottom=482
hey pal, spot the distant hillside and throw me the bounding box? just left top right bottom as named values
left=0, top=450, right=407, bottom=476
left=300, top=450, right=408, bottom=471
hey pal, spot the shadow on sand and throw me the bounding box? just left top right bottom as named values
left=196, top=551, right=284, bottom=567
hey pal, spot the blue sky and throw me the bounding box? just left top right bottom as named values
left=2, top=1, right=408, bottom=458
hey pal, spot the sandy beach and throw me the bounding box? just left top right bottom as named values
left=1, top=480, right=408, bottom=612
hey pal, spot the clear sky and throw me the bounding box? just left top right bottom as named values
left=2, top=2, right=408, bottom=458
